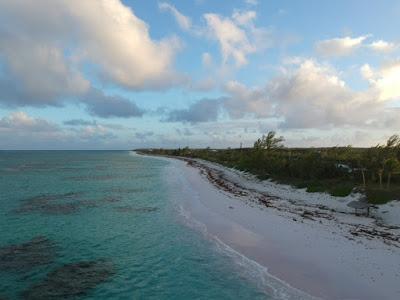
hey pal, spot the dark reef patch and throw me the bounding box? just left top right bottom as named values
left=14, top=192, right=85, bottom=215
left=113, top=206, right=158, bottom=213
left=13, top=192, right=121, bottom=216
left=94, top=165, right=108, bottom=171
left=100, top=196, right=121, bottom=203
left=0, top=236, right=57, bottom=272
left=40, top=203, right=79, bottom=215
left=106, top=187, right=151, bottom=194
left=22, top=260, right=115, bottom=299
left=2, top=163, right=65, bottom=173
left=64, top=174, right=120, bottom=181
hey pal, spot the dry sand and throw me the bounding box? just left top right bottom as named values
left=162, top=156, right=400, bottom=300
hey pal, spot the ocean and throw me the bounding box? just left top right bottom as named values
left=0, top=151, right=267, bottom=299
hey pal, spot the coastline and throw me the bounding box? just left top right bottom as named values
left=150, top=153, right=400, bottom=300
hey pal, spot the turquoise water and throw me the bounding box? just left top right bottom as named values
left=0, top=151, right=267, bottom=299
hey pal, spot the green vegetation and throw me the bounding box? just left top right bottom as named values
left=139, top=132, right=400, bottom=204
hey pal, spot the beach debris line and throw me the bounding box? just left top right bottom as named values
left=349, top=225, right=399, bottom=245
left=183, top=158, right=400, bottom=249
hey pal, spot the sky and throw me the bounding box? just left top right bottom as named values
left=0, top=0, right=400, bottom=150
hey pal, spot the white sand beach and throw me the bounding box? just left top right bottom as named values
left=163, top=156, right=400, bottom=300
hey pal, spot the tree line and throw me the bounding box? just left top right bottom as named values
left=140, top=131, right=400, bottom=202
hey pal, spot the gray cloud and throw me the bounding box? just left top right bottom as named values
left=63, top=119, right=97, bottom=126
left=63, top=119, right=126, bottom=131
left=135, top=131, right=154, bottom=140
left=0, top=111, right=123, bottom=149
left=175, top=127, right=194, bottom=136
left=0, top=32, right=90, bottom=107
left=222, top=81, right=272, bottom=119
left=166, top=98, right=223, bottom=123
left=83, top=89, right=144, bottom=119
left=163, top=81, right=272, bottom=124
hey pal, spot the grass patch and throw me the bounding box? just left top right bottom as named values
left=306, top=184, right=326, bottom=193
left=305, top=182, right=354, bottom=196
left=366, top=187, right=400, bottom=204
left=273, top=178, right=355, bottom=197
left=328, top=184, right=354, bottom=197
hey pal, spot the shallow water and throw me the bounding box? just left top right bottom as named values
left=0, top=151, right=268, bottom=299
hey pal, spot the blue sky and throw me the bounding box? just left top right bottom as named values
left=0, top=0, right=399, bottom=149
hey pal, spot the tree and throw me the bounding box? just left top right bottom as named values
left=354, top=151, right=368, bottom=187
left=365, top=146, right=385, bottom=188
left=254, top=131, right=285, bottom=151
left=385, top=158, right=400, bottom=189
left=386, top=134, right=400, bottom=148
left=365, top=135, right=400, bottom=189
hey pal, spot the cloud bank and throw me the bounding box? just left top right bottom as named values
left=165, top=58, right=400, bottom=131
left=0, top=0, right=181, bottom=111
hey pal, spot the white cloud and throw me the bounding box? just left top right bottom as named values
left=202, top=9, right=273, bottom=68
left=369, top=40, right=397, bottom=53
left=0, top=112, right=59, bottom=132
left=361, top=61, right=400, bottom=101
left=65, top=0, right=181, bottom=89
left=204, top=13, right=256, bottom=67
left=159, top=2, right=192, bottom=31
left=245, top=0, right=258, bottom=6
left=191, top=78, right=217, bottom=91
left=315, top=35, right=369, bottom=57
left=223, top=81, right=271, bottom=119
left=79, top=124, right=116, bottom=140
left=230, top=58, right=399, bottom=129
left=172, top=58, right=398, bottom=130
left=0, top=111, right=121, bottom=149
left=315, top=35, right=398, bottom=57
left=269, top=59, right=378, bottom=128
left=202, top=52, right=213, bottom=68
left=0, top=0, right=182, bottom=108
left=157, top=5, right=270, bottom=69
left=0, top=40, right=89, bottom=106
left=232, top=10, right=257, bottom=26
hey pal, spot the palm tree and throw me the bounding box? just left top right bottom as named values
left=253, top=131, right=285, bottom=151
left=386, top=134, right=400, bottom=148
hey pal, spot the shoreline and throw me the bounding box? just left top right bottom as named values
left=152, top=153, right=400, bottom=299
